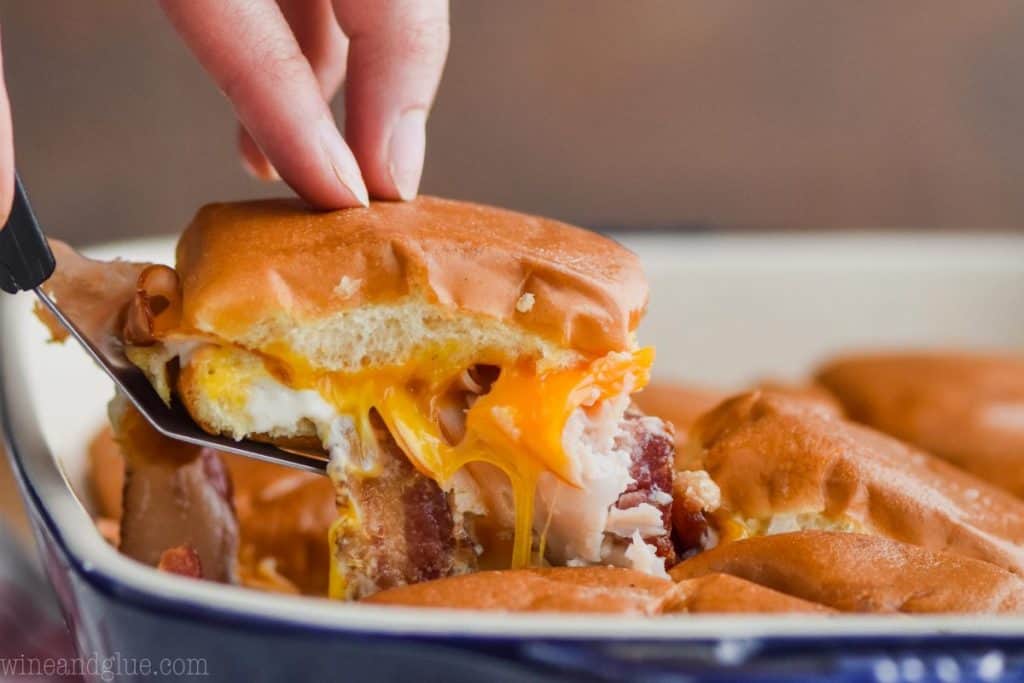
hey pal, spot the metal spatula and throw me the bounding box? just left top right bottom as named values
left=0, top=175, right=327, bottom=475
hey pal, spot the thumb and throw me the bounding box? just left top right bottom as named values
left=0, top=27, right=15, bottom=228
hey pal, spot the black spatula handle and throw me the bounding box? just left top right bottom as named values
left=0, top=174, right=55, bottom=293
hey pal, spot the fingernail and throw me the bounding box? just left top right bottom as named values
left=241, top=154, right=280, bottom=182
left=318, top=115, right=369, bottom=207
left=388, top=109, right=427, bottom=201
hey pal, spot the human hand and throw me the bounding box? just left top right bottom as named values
left=160, top=0, right=449, bottom=208
left=0, top=1, right=450, bottom=226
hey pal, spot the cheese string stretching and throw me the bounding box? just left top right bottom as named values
left=0, top=0, right=450, bottom=223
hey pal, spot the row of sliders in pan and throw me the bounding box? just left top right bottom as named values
left=38, top=196, right=1024, bottom=614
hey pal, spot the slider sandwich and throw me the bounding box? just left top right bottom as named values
left=673, top=391, right=1024, bottom=573
left=50, top=197, right=687, bottom=599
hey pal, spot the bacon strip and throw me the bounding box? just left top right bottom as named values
left=332, top=414, right=477, bottom=599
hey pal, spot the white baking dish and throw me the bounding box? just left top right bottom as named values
left=4, top=233, right=1024, bottom=681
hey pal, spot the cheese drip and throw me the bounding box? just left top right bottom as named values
left=262, top=345, right=654, bottom=579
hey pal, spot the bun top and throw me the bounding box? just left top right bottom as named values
left=631, top=382, right=728, bottom=447
left=657, top=573, right=833, bottom=614
left=364, top=566, right=832, bottom=613
left=363, top=567, right=670, bottom=613
left=687, top=391, right=1024, bottom=573
left=173, top=197, right=648, bottom=357
left=634, top=381, right=842, bottom=450
left=671, top=531, right=1024, bottom=614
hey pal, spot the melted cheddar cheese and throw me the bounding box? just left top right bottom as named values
left=186, top=342, right=653, bottom=597
left=261, top=346, right=652, bottom=574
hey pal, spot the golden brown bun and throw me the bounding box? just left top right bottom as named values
left=364, top=567, right=671, bottom=613
left=657, top=573, right=834, bottom=614
left=817, top=351, right=1024, bottom=497
left=671, top=531, right=1024, bottom=614
left=363, top=566, right=829, bottom=614
left=635, top=381, right=841, bottom=450
left=755, top=380, right=844, bottom=418
left=690, top=391, right=1024, bottom=573
left=174, top=197, right=647, bottom=358
left=632, top=383, right=728, bottom=447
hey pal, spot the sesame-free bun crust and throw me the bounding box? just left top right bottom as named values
left=671, top=531, right=1024, bottom=614
left=657, top=573, right=833, bottom=614
left=689, top=391, right=1024, bottom=573
left=364, top=567, right=670, bottom=613
left=363, top=566, right=832, bottom=613
left=817, top=350, right=1024, bottom=497
left=632, top=382, right=729, bottom=447
left=173, top=198, right=647, bottom=366
left=634, top=380, right=841, bottom=451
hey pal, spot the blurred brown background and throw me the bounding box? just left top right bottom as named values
left=3, top=0, right=1024, bottom=244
